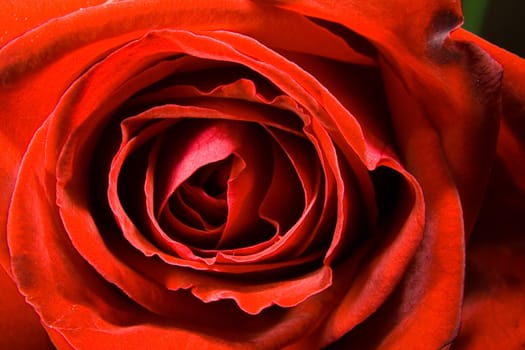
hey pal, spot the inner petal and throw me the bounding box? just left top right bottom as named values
left=151, top=118, right=277, bottom=250
left=158, top=157, right=232, bottom=238
left=217, top=127, right=275, bottom=249
left=187, top=156, right=233, bottom=199
left=155, top=119, right=236, bottom=215
left=177, top=182, right=228, bottom=227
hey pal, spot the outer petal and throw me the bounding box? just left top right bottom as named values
left=453, top=158, right=525, bottom=349
left=0, top=266, right=54, bottom=349
left=0, top=0, right=106, bottom=46
left=451, top=29, right=525, bottom=200
left=451, top=30, right=525, bottom=349
left=270, top=0, right=502, bottom=347
left=271, top=0, right=500, bottom=242
left=0, top=2, right=105, bottom=346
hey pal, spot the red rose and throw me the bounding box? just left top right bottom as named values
left=1, top=1, right=524, bottom=349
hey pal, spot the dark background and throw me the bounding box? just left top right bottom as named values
left=463, top=0, right=525, bottom=57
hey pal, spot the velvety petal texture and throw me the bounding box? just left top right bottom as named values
left=0, top=1, right=523, bottom=349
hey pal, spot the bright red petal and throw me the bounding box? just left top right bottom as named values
left=0, top=266, right=54, bottom=349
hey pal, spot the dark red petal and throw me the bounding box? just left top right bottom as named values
left=257, top=129, right=305, bottom=236
left=453, top=160, right=525, bottom=349
left=110, top=118, right=201, bottom=260
left=202, top=30, right=372, bottom=166
left=308, top=117, right=363, bottom=264
left=451, top=29, right=525, bottom=349
left=218, top=125, right=274, bottom=248
left=309, top=162, right=427, bottom=348
left=164, top=264, right=333, bottom=316
left=331, top=61, right=465, bottom=348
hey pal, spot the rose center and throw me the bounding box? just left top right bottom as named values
left=166, top=156, right=233, bottom=230
left=189, top=156, right=233, bottom=199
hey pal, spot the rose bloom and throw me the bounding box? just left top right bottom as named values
left=0, top=0, right=524, bottom=349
